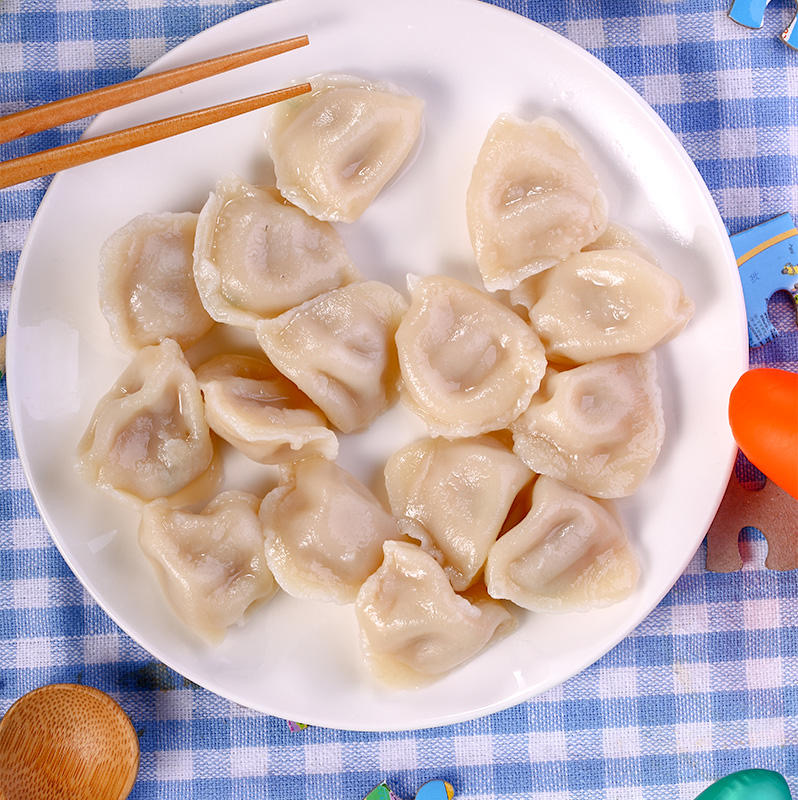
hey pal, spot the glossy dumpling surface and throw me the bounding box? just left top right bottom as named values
left=581, top=222, right=658, bottom=262
left=396, top=275, right=546, bottom=437
left=77, top=338, right=213, bottom=501
left=259, top=457, right=400, bottom=603
left=139, top=491, right=276, bottom=642
left=518, top=249, right=695, bottom=364
left=510, top=354, right=664, bottom=498
left=196, top=354, right=337, bottom=465
left=485, top=477, right=639, bottom=612
left=466, top=114, right=608, bottom=291
left=510, top=222, right=660, bottom=314
left=193, top=175, right=359, bottom=328
left=355, top=541, right=515, bottom=687
left=385, top=436, right=532, bottom=591
left=255, top=281, right=407, bottom=433
left=268, top=75, right=424, bottom=222
left=99, top=212, right=213, bottom=350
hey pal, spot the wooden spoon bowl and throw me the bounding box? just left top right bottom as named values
left=0, top=683, right=139, bottom=800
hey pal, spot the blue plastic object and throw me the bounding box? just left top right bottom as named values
left=782, top=5, right=798, bottom=48
left=729, top=0, right=770, bottom=28
left=730, top=212, right=798, bottom=347
left=728, top=0, right=798, bottom=47
left=414, top=781, right=454, bottom=800
left=694, top=769, right=792, bottom=799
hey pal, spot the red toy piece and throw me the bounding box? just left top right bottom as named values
left=728, top=368, right=798, bottom=500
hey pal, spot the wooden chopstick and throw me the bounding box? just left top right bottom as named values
left=0, top=83, right=311, bottom=189
left=0, top=35, right=309, bottom=144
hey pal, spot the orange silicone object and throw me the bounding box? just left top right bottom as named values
left=728, top=368, right=798, bottom=500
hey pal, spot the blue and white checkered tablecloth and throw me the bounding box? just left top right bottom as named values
left=1, top=1, right=797, bottom=798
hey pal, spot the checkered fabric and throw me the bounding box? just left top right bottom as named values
left=1, top=1, right=797, bottom=798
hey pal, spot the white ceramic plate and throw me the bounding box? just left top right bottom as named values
left=7, top=0, right=747, bottom=730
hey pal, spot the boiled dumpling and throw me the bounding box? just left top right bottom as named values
left=514, top=221, right=657, bottom=309
left=255, top=281, right=407, bottom=433
left=99, top=212, right=213, bottom=350
left=385, top=436, right=532, bottom=591
left=196, top=354, right=337, bottom=465
left=582, top=222, right=657, bottom=262
left=485, top=476, right=639, bottom=612
left=259, top=457, right=400, bottom=603
left=512, top=249, right=694, bottom=364
left=395, top=275, right=546, bottom=437
left=268, top=74, right=424, bottom=222
left=510, top=222, right=660, bottom=314
left=193, top=175, right=359, bottom=328
left=77, top=338, right=213, bottom=501
left=466, top=114, right=608, bottom=290
left=510, top=353, right=664, bottom=498
left=355, top=541, right=515, bottom=687
left=139, top=491, right=276, bottom=642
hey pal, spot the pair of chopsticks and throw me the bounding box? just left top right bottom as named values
left=0, top=35, right=311, bottom=190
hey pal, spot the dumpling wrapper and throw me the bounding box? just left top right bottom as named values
left=485, top=477, right=639, bottom=612
left=268, top=74, right=424, bottom=222
left=255, top=281, right=407, bottom=433
left=466, top=114, right=608, bottom=291
left=510, top=222, right=660, bottom=315
left=356, top=541, right=515, bottom=687
left=512, top=249, right=695, bottom=365
left=196, top=354, right=337, bottom=465
left=582, top=222, right=658, bottom=263
left=139, top=491, right=277, bottom=642
left=385, top=436, right=532, bottom=591
left=259, top=457, right=400, bottom=604
left=396, top=275, right=546, bottom=438
left=193, top=175, right=359, bottom=328
left=510, top=353, right=664, bottom=498
left=99, top=212, right=213, bottom=351
left=77, top=338, right=213, bottom=502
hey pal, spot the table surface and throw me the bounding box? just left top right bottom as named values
left=1, top=1, right=797, bottom=798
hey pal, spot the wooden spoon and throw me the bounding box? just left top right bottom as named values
left=0, top=683, right=139, bottom=800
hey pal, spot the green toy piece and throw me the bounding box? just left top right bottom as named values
left=695, top=769, right=792, bottom=799
left=364, top=782, right=402, bottom=800
left=364, top=779, right=454, bottom=800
